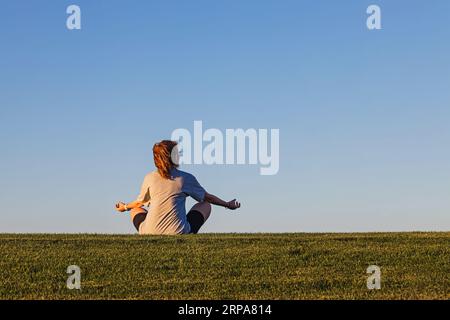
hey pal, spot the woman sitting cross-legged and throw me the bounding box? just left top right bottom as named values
left=115, top=140, right=241, bottom=235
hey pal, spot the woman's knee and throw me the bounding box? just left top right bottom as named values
left=130, top=208, right=147, bottom=231
left=192, top=202, right=211, bottom=220
left=202, top=201, right=212, bottom=215
left=130, top=207, right=147, bottom=220
left=130, top=207, right=147, bottom=215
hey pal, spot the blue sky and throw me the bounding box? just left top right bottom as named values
left=0, top=1, right=449, bottom=233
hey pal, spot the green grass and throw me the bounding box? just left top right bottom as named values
left=0, top=233, right=449, bottom=300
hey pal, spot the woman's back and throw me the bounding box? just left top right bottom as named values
left=137, top=168, right=206, bottom=235
left=115, top=139, right=240, bottom=234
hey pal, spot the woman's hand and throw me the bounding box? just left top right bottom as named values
left=226, top=199, right=241, bottom=210
left=115, top=202, right=126, bottom=212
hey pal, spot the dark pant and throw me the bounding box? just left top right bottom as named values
left=133, top=210, right=205, bottom=234
left=187, top=210, right=205, bottom=234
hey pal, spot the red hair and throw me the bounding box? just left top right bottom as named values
left=153, top=140, right=179, bottom=179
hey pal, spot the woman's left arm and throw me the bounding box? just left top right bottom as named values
left=115, top=200, right=145, bottom=212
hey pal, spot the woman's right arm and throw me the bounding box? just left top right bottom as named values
left=204, top=192, right=241, bottom=210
